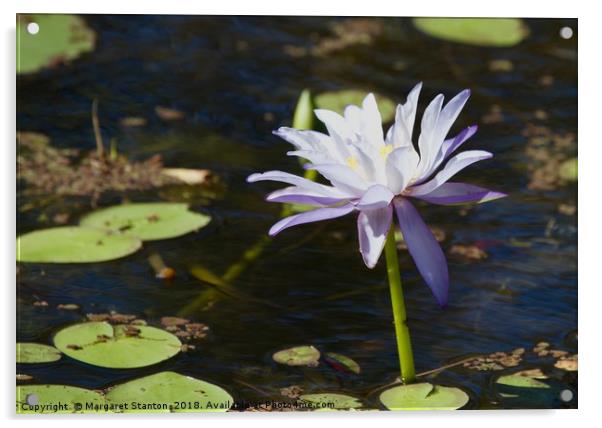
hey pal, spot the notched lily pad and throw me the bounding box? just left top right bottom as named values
left=299, top=393, right=363, bottom=410
left=17, top=226, right=142, bottom=263
left=413, top=18, right=529, bottom=47
left=324, top=352, right=361, bottom=374
left=80, top=203, right=211, bottom=241
left=379, top=383, right=469, bottom=410
left=17, top=14, right=96, bottom=74
left=273, top=345, right=321, bottom=367
left=17, top=343, right=61, bottom=364
left=315, top=90, right=396, bottom=123
left=53, top=322, right=181, bottom=369
left=105, top=371, right=233, bottom=413
left=16, top=385, right=105, bottom=414
left=494, top=369, right=569, bottom=408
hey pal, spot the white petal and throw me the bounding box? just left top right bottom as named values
left=360, top=93, right=385, bottom=148
left=247, top=170, right=351, bottom=198
left=388, top=82, right=422, bottom=148
left=357, top=205, right=392, bottom=268
left=356, top=184, right=395, bottom=210
left=409, top=150, right=493, bottom=196
left=307, top=163, right=369, bottom=196
left=385, top=145, right=420, bottom=193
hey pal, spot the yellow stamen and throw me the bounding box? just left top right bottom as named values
left=379, top=144, right=394, bottom=159
left=346, top=156, right=359, bottom=170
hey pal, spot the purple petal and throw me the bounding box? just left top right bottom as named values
left=441, top=125, right=478, bottom=160
left=413, top=182, right=507, bottom=206
left=394, top=198, right=449, bottom=307
left=266, top=187, right=349, bottom=206
left=409, top=150, right=493, bottom=196
left=356, top=184, right=394, bottom=210
left=357, top=205, right=393, bottom=268
left=269, top=204, right=355, bottom=236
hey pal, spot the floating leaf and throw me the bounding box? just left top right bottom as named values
left=315, top=90, right=396, bottom=123
left=17, top=343, right=61, bottom=364
left=293, top=89, right=315, bottom=130
left=299, top=393, right=363, bottom=410
left=17, top=14, right=96, bottom=74
left=17, top=226, right=142, bottom=263
left=324, top=352, right=361, bottom=374
left=413, top=18, right=529, bottom=47
left=559, top=158, right=577, bottom=182
left=53, top=322, right=181, bottom=369
left=273, top=345, right=320, bottom=367
left=105, top=371, right=233, bottom=413
left=494, top=370, right=565, bottom=408
left=16, top=385, right=105, bottom=414
left=379, top=383, right=469, bottom=410
left=80, top=203, right=211, bottom=241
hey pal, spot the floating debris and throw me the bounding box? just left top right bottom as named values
left=280, top=385, right=304, bottom=399
left=148, top=253, right=176, bottom=279
left=160, top=316, right=190, bottom=327
left=16, top=374, right=33, bottom=382
left=32, top=300, right=48, bottom=307
left=120, top=116, right=147, bottom=127
left=57, top=304, right=80, bottom=311
left=558, top=203, right=576, bottom=216
left=155, top=106, right=185, bottom=121
left=463, top=348, right=525, bottom=371
left=481, top=104, right=504, bottom=124
left=555, top=354, right=577, bottom=371
left=449, top=244, right=488, bottom=261
left=488, top=59, right=514, bottom=72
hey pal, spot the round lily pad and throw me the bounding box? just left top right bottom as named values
left=80, top=202, right=211, bottom=241
left=413, top=18, right=529, bottom=47
left=315, top=90, right=396, bottom=123
left=17, top=14, right=96, bottom=75
left=17, top=343, right=61, bottom=364
left=273, top=345, right=321, bottom=367
left=105, top=371, right=233, bottom=413
left=17, top=226, right=142, bottom=263
left=379, top=383, right=469, bottom=410
left=17, top=385, right=105, bottom=414
left=299, top=393, right=363, bottom=410
left=53, top=322, right=181, bottom=369
left=494, top=371, right=564, bottom=408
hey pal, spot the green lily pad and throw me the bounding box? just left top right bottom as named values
left=53, top=322, right=181, bottom=369
left=299, top=393, right=363, bottom=410
left=379, top=383, right=469, bottom=410
left=413, top=18, right=529, bottom=47
left=17, top=343, right=61, bottom=364
left=315, top=90, right=396, bottom=123
left=16, top=385, right=105, bottom=414
left=17, top=226, right=142, bottom=263
left=559, top=157, right=577, bottom=181
left=494, top=371, right=564, bottom=408
left=105, top=371, right=233, bottom=413
left=80, top=203, right=211, bottom=241
left=17, top=14, right=96, bottom=75
left=324, top=352, right=361, bottom=374
left=273, top=345, right=321, bottom=367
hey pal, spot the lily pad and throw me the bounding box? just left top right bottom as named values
left=105, top=371, right=233, bottom=413
left=324, top=352, right=361, bottom=374
left=379, top=383, right=469, bottom=410
left=273, top=345, right=320, bottom=367
left=494, top=371, right=564, bottom=408
left=16, top=385, right=105, bottom=414
left=559, top=157, right=577, bottom=181
left=53, top=322, right=181, bottom=369
left=299, top=393, right=363, bottom=410
left=80, top=203, right=211, bottom=241
left=17, top=14, right=96, bottom=74
left=17, top=343, right=61, bottom=364
left=17, top=226, right=142, bottom=263
left=413, top=18, right=529, bottom=47
left=315, top=90, right=396, bottom=123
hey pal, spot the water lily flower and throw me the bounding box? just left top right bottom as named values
left=248, top=83, right=506, bottom=306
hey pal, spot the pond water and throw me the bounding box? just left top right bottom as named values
left=17, top=16, right=577, bottom=409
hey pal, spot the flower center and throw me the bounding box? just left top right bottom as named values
left=379, top=144, right=394, bottom=159
left=346, top=156, right=359, bottom=170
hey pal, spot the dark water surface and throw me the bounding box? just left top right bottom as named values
left=17, top=16, right=577, bottom=409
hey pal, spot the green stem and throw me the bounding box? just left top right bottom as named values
left=384, top=226, right=416, bottom=383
